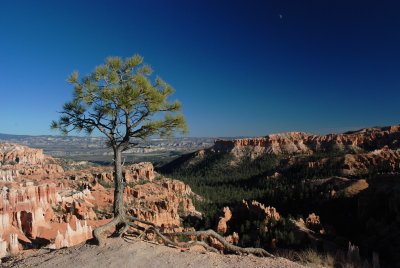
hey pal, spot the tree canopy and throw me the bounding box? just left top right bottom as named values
left=51, top=54, right=187, bottom=151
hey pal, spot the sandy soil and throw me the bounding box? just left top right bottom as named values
left=2, top=238, right=305, bottom=268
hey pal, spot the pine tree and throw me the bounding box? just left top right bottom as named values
left=52, top=55, right=187, bottom=244
left=51, top=55, right=274, bottom=258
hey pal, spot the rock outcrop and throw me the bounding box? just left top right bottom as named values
left=0, top=237, right=6, bottom=258
left=51, top=220, right=92, bottom=249
left=0, top=170, right=16, bottom=182
left=61, top=162, right=155, bottom=184
left=213, top=125, right=400, bottom=158
left=0, top=143, right=63, bottom=181
left=225, top=232, right=239, bottom=245
left=217, top=207, right=232, bottom=234
left=343, top=148, right=400, bottom=175
left=127, top=178, right=199, bottom=232
left=0, top=233, right=19, bottom=258
left=240, top=200, right=280, bottom=226
left=0, top=183, right=57, bottom=239
left=0, top=144, right=45, bottom=166
left=56, top=187, right=96, bottom=221
left=9, top=234, right=19, bottom=254
left=305, top=213, right=325, bottom=234
left=0, top=142, right=100, bottom=252
left=124, top=162, right=155, bottom=182
left=0, top=142, right=202, bottom=255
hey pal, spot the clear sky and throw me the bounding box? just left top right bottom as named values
left=0, top=0, right=399, bottom=137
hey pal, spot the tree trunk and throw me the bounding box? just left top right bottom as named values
left=113, top=148, right=125, bottom=218
left=93, top=147, right=126, bottom=245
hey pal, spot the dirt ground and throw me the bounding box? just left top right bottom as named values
left=2, top=238, right=305, bottom=268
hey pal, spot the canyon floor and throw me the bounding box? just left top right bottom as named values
left=2, top=238, right=304, bottom=268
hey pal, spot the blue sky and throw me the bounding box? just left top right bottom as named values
left=0, top=0, right=399, bottom=137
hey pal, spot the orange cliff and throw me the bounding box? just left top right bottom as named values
left=212, top=124, right=400, bottom=157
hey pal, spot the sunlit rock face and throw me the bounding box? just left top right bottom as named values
left=0, top=142, right=202, bottom=256
left=0, top=183, right=57, bottom=239
left=0, top=144, right=45, bottom=166
left=126, top=178, right=199, bottom=232
left=217, top=207, right=232, bottom=234
left=51, top=219, right=92, bottom=249
left=213, top=125, right=400, bottom=158
left=61, top=162, right=155, bottom=184
left=240, top=200, right=280, bottom=224
left=0, top=143, right=63, bottom=181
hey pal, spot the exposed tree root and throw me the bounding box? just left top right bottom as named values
left=93, top=215, right=275, bottom=258
left=118, top=222, right=130, bottom=238
left=93, top=216, right=122, bottom=246
left=162, top=229, right=275, bottom=258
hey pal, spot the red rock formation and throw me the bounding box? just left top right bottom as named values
left=305, top=213, right=325, bottom=234
left=55, top=187, right=97, bottom=222
left=0, top=144, right=204, bottom=255
left=0, top=143, right=63, bottom=181
left=51, top=220, right=92, bottom=249
left=0, top=233, right=19, bottom=258
left=9, top=233, right=19, bottom=254
left=0, top=167, right=202, bottom=253
left=124, top=186, right=139, bottom=197
left=241, top=200, right=280, bottom=225
left=343, top=149, right=400, bottom=175
left=162, top=180, right=192, bottom=195
left=0, top=144, right=45, bottom=165
left=61, top=162, right=155, bottom=184
left=0, top=183, right=57, bottom=239
left=304, top=147, right=400, bottom=176
left=0, top=237, right=6, bottom=258
left=209, top=232, right=240, bottom=251
left=213, top=124, right=400, bottom=158
left=124, top=162, right=155, bottom=182
left=0, top=170, right=17, bottom=182
left=72, top=201, right=97, bottom=220
left=217, top=207, right=232, bottom=234
left=127, top=178, right=198, bottom=232
left=225, top=232, right=239, bottom=245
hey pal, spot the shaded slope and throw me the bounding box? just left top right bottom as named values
left=159, top=124, right=400, bottom=267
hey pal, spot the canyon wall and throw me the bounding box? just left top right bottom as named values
left=213, top=125, right=400, bottom=158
